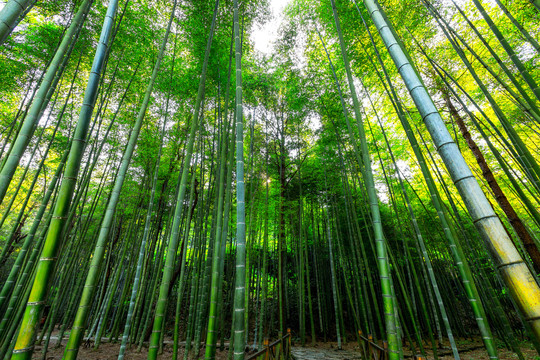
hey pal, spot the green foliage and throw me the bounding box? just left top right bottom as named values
left=0, top=0, right=539, bottom=357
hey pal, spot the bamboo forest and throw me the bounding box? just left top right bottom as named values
left=1, top=0, right=540, bottom=359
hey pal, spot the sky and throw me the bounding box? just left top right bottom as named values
left=249, top=0, right=292, bottom=55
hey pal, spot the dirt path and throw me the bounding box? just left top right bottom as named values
left=289, top=340, right=538, bottom=360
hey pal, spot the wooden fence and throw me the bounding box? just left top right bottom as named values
left=246, top=328, right=292, bottom=360
left=358, top=330, right=388, bottom=360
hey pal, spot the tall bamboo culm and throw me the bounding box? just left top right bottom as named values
left=10, top=0, right=119, bottom=358
left=0, top=0, right=92, bottom=206
left=146, top=1, right=219, bottom=358
left=362, top=0, right=540, bottom=343
left=329, top=0, right=400, bottom=357
left=232, top=0, right=247, bottom=356
left=0, top=0, right=34, bottom=44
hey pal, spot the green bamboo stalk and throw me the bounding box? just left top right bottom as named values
left=219, top=119, right=236, bottom=352
left=117, top=55, right=175, bottom=360
left=329, top=1, right=399, bottom=356
left=429, top=4, right=540, bottom=123
left=93, top=228, right=132, bottom=348
left=0, top=261, right=35, bottom=358
left=424, top=2, right=540, bottom=193
left=231, top=0, right=247, bottom=354
left=311, top=42, right=371, bottom=336
left=358, top=4, right=498, bottom=355
left=205, top=64, right=233, bottom=360
left=173, top=163, right=200, bottom=360
left=0, top=93, right=56, bottom=235
left=0, top=0, right=34, bottom=44
left=136, top=213, right=169, bottom=352
left=10, top=1, right=118, bottom=357
left=0, top=69, right=40, bottom=162
left=63, top=1, right=175, bottom=357
left=323, top=202, right=341, bottom=349
left=0, top=147, right=67, bottom=313
left=363, top=0, right=540, bottom=344
left=147, top=2, right=219, bottom=357
left=418, top=44, right=540, bottom=229
left=193, top=131, right=217, bottom=358
left=364, top=96, right=438, bottom=358
left=0, top=0, right=92, bottom=207
left=449, top=0, right=540, bottom=123
left=494, top=0, right=540, bottom=54
left=470, top=0, right=540, bottom=102
left=0, top=50, right=81, bottom=270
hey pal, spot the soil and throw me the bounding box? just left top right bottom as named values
left=291, top=339, right=539, bottom=360
left=31, top=339, right=231, bottom=360
left=30, top=337, right=539, bottom=360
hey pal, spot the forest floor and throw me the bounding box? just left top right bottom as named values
left=32, top=339, right=232, bottom=360
left=30, top=337, right=538, bottom=359
left=290, top=339, right=539, bottom=359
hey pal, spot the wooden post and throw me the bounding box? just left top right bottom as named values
left=358, top=330, right=366, bottom=359
left=287, top=328, right=291, bottom=359
left=263, top=338, right=270, bottom=360
left=368, top=334, right=374, bottom=359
